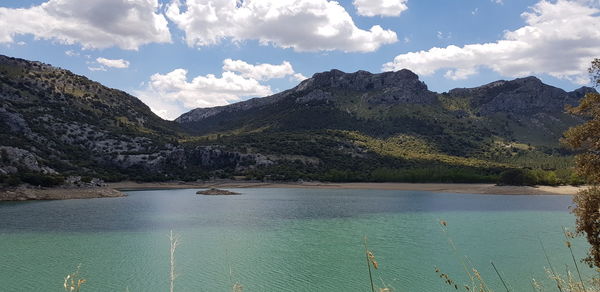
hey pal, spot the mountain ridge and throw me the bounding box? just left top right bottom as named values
left=176, top=68, right=593, bottom=123
left=0, top=54, right=595, bottom=185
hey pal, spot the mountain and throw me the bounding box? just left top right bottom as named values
left=0, top=54, right=595, bottom=185
left=177, top=71, right=591, bottom=144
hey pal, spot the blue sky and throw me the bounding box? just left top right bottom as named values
left=0, top=0, right=598, bottom=119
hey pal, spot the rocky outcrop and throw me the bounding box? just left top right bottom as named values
left=176, top=69, right=439, bottom=123
left=0, top=146, right=56, bottom=175
left=0, top=107, right=31, bottom=134
left=448, top=77, right=598, bottom=115
left=298, top=69, right=437, bottom=105
left=295, top=89, right=333, bottom=103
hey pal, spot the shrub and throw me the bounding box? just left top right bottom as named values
left=572, top=186, right=600, bottom=268
left=19, top=173, right=65, bottom=187
left=497, top=169, right=536, bottom=186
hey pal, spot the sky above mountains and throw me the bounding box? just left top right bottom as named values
left=0, top=0, right=598, bottom=120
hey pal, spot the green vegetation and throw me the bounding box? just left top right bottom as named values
left=0, top=55, right=592, bottom=187
left=0, top=172, right=65, bottom=187
left=564, top=59, right=600, bottom=268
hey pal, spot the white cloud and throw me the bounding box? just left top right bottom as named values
left=0, top=0, right=171, bottom=50
left=383, top=0, right=600, bottom=85
left=222, top=59, right=295, bottom=81
left=292, top=73, right=308, bottom=82
left=65, top=50, right=79, bottom=57
left=137, top=58, right=308, bottom=120
left=492, top=0, right=504, bottom=5
left=353, top=0, right=408, bottom=17
left=166, top=0, right=397, bottom=52
left=96, top=57, right=130, bottom=68
left=88, top=66, right=106, bottom=72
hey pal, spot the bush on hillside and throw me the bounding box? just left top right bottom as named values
left=497, top=169, right=537, bottom=186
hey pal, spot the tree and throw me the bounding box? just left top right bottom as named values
left=563, top=58, right=600, bottom=267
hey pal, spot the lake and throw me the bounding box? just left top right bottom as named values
left=0, top=188, right=591, bottom=291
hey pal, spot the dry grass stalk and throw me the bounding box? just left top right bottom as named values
left=364, top=236, right=376, bottom=292
left=169, top=230, right=181, bottom=292
left=232, top=283, right=244, bottom=292
left=63, top=264, right=86, bottom=292
left=438, top=219, right=493, bottom=292
left=363, top=236, right=393, bottom=292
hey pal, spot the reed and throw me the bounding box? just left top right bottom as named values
left=435, top=219, right=600, bottom=292
left=169, top=230, right=180, bottom=292
left=63, top=264, right=85, bottom=292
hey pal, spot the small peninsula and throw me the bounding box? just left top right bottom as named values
left=196, top=188, right=241, bottom=195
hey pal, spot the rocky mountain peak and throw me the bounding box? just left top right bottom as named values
left=296, top=68, right=423, bottom=92
left=448, top=76, right=597, bottom=115
left=570, top=86, right=597, bottom=97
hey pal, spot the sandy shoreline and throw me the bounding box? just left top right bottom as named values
left=0, top=182, right=581, bottom=201
left=109, top=181, right=584, bottom=196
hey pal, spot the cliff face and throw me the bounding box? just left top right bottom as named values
left=176, top=69, right=440, bottom=124
left=448, top=76, right=594, bottom=115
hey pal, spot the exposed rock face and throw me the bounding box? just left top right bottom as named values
left=0, top=107, right=31, bottom=134
left=295, top=89, right=333, bottom=103
left=297, top=69, right=437, bottom=105
left=297, top=69, right=422, bottom=92
left=64, top=176, right=107, bottom=188
left=177, top=69, right=438, bottom=123
left=0, top=146, right=56, bottom=175
left=0, top=54, right=185, bottom=179
left=448, top=77, right=597, bottom=115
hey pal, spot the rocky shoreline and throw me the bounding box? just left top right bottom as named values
left=0, top=187, right=126, bottom=201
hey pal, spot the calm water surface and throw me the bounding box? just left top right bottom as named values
left=0, top=188, right=591, bottom=291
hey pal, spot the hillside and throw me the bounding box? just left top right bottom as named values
left=0, top=54, right=595, bottom=185
left=0, top=55, right=183, bottom=182
left=175, top=69, right=594, bottom=183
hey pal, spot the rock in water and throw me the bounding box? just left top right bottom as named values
left=196, top=188, right=240, bottom=195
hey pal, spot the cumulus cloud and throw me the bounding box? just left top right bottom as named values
left=383, top=0, right=600, bottom=84
left=222, top=59, right=299, bottom=81
left=150, top=69, right=270, bottom=107
left=353, top=0, right=408, bottom=17
left=166, top=0, right=397, bottom=52
left=96, top=57, right=130, bottom=68
left=0, top=0, right=171, bottom=50
left=137, top=59, right=307, bottom=120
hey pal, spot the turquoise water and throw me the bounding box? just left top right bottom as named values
left=0, top=188, right=591, bottom=291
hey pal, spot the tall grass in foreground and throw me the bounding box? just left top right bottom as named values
left=432, top=220, right=600, bottom=292
left=63, top=226, right=600, bottom=292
